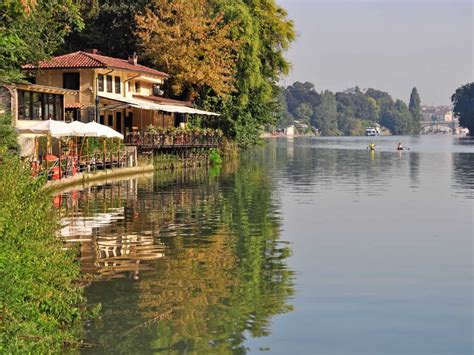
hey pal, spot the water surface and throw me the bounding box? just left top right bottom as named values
left=57, top=135, right=473, bottom=354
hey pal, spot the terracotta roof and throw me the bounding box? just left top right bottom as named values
left=133, top=94, right=193, bottom=107
left=22, top=51, right=168, bottom=78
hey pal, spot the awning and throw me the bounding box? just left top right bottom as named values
left=98, top=93, right=220, bottom=116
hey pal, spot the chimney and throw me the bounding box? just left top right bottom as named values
left=128, top=53, right=138, bottom=65
left=85, top=48, right=99, bottom=54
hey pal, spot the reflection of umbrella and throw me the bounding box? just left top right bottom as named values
left=85, top=122, right=124, bottom=139
left=25, top=119, right=74, bottom=137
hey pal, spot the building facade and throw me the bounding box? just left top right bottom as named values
left=22, top=50, right=217, bottom=136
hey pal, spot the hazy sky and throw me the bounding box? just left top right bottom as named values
left=278, top=0, right=473, bottom=105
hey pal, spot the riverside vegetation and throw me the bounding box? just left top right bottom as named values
left=0, top=116, right=90, bottom=353
left=278, top=82, right=423, bottom=136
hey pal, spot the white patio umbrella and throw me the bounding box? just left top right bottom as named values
left=85, top=121, right=124, bottom=139
left=69, top=121, right=98, bottom=137
left=26, top=119, right=74, bottom=137
left=23, top=119, right=74, bottom=158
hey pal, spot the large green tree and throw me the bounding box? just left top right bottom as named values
left=0, top=0, right=83, bottom=82
left=409, top=87, right=421, bottom=133
left=451, top=82, right=474, bottom=135
left=200, top=0, right=295, bottom=147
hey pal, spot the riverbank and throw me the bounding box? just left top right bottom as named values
left=44, top=164, right=155, bottom=192
left=0, top=152, right=88, bottom=353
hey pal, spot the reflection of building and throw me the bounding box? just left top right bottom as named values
left=58, top=178, right=165, bottom=278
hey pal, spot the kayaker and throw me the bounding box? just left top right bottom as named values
left=368, top=142, right=376, bottom=151
left=397, top=142, right=403, bottom=151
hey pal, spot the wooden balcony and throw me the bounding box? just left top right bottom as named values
left=125, top=132, right=221, bottom=150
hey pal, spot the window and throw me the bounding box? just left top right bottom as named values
left=18, top=91, right=25, bottom=119
left=45, top=94, right=54, bottom=119
left=106, top=75, right=113, bottom=93
left=108, top=115, right=113, bottom=127
left=135, top=81, right=140, bottom=93
left=24, top=91, right=31, bottom=119
left=17, top=90, right=64, bottom=120
left=32, top=92, right=41, bottom=119
left=114, top=76, right=121, bottom=94
left=63, top=73, right=80, bottom=90
left=98, top=74, right=104, bottom=92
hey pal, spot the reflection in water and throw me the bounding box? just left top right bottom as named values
left=55, top=136, right=473, bottom=354
left=452, top=153, right=474, bottom=199
left=56, top=164, right=294, bottom=353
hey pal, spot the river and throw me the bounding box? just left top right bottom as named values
left=55, top=135, right=473, bottom=354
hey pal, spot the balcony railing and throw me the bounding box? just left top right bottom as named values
left=125, top=131, right=222, bottom=149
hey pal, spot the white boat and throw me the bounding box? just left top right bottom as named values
left=365, top=127, right=379, bottom=136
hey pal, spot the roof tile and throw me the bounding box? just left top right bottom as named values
left=23, top=51, right=168, bottom=78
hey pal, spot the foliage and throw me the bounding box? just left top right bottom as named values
left=0, top=0, right=83, bottom=82
left=208, top=148, right=222, bottom=166
left=136, top=0, right=238, bottom=100
left=0, top=114, right=18, bottom=152
left=313, top=90, right=339, bottom=135
left=281, top=83, right=421, bottom=135
left=451, top=82, right=474, bottom=135
left=144, top=125, right=224, bottom=138
left=60, top=0, right=146, bottom=58
left=199, top=0, right=295, bottom=147
left=380, top=100, right=414, bottom=135
left=0, top=148, right=86, bottom=352
left=409, top=87, right=421, bottom=133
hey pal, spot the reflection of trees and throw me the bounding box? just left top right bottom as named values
left=452, top=153, right=474, bottom=198
left=59, top=164, right=293, bottom=353
left=408, top=152, right=420, bottom=187
left=257, top=139, right=422, bottom=197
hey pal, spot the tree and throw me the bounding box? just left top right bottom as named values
left=135, top=0, right=238, bottom=100
left=381, top=100, right=413, bottom=135
left=206, top=0, right=295, bottom=146
left=366, top=88, right=395, bottom=114
left=313, top=91, right=338, bottom=135
left=409, top=87, right=421, bottom=133
left=452, top=83, right=474, bottom=135
left=60, top=1, right=147, bottom=59
left=284, top=81, right=320, bottom=116
left=0, top=0, right=83, bottom=82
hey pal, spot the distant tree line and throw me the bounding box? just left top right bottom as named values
left=278, top=82, right=422, bottom=136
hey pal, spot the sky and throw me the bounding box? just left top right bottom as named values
left=277, top=0, right=473, bottom=105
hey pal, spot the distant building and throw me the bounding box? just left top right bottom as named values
left=421, top=105, right=453, bottom=122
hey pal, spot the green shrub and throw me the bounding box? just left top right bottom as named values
left=0, top=150, right=86, bottom=353
left=209, top=148, right=222, bottom=166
